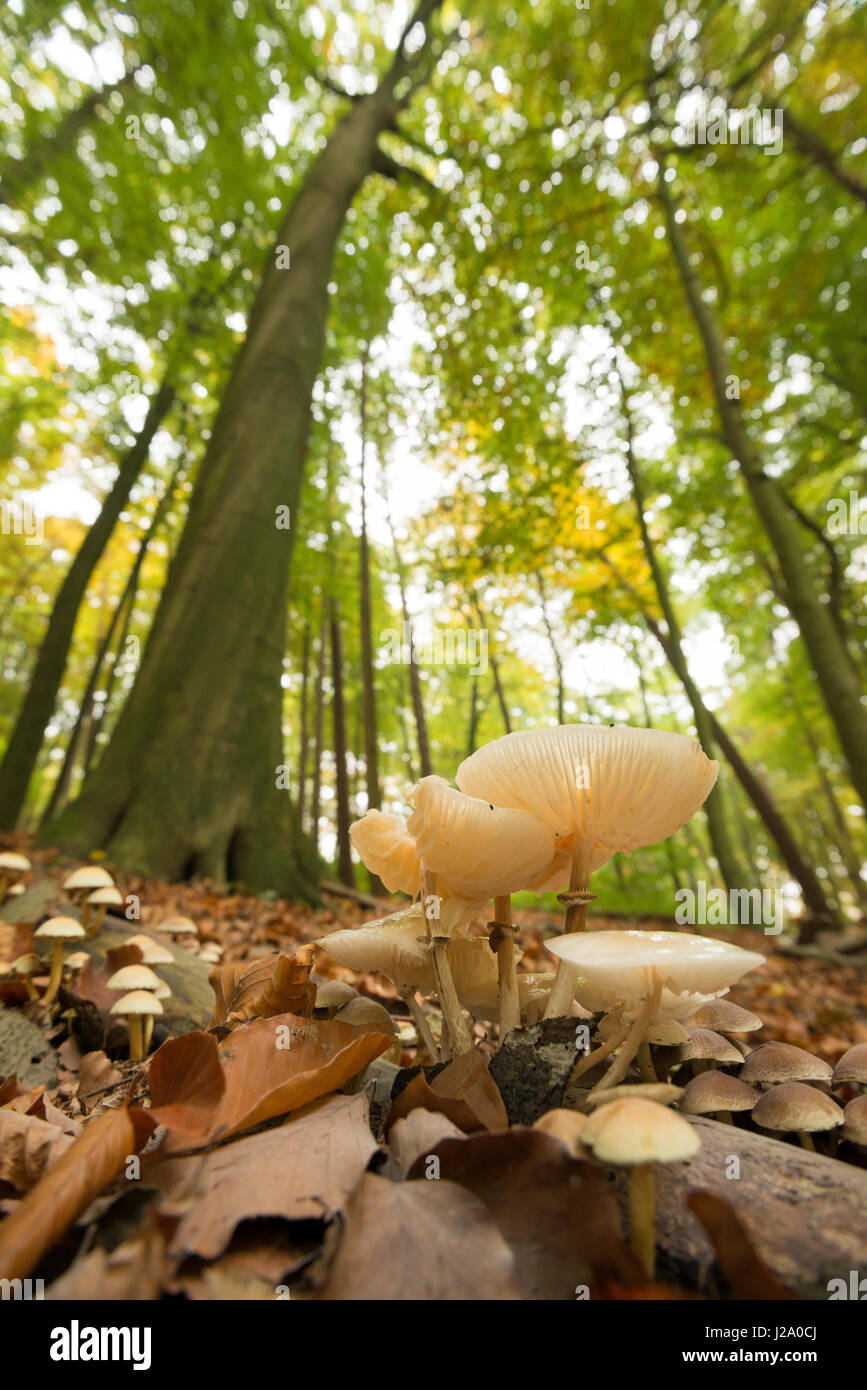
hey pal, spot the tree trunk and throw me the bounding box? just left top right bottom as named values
left=358, top=346, right=382, bottom=822
left=381, top=483, right=432, bottom=779
left=659, top=172, right=867, bottom=813
left=0, top=377, right=176, bottom=827
left=330, top=600, right=355, bottom=888
left=296, top=621, right=311, bottom=830
left=782, top=104, right=867, bottom=208
left=536, top=571, right=566, bottom=723
left=474, top=597, right=512, bottom=734
left=42, top=5, right=445, bottom=891
left=310, top=616, right=328, bottom=855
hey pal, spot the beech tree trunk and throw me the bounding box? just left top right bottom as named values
left=659, top=172, right=867, bottom=814
left=330, top=600, right=355, bottom=888
left=42, top=4, right=444, bottom=892
left=358, top=347, right=381, bottom=821
left=296, top=621, right=311, bottom=830
left=310, top=616, right=328, bottom=854
left=0, top=377, right=175, bottom=827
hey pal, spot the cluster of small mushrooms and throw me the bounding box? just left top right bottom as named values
left=317, top=722, right=864, bottom=1278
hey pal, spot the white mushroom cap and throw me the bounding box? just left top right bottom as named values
left=349, top=810, right=421, bottom=897
left=316, top=904, right=438, bottom=994
left=0, top=851, right=31, bottom=872
left=6, top=883, right=26, bottom=897
left=110, top=989, right=164, bottom=1017
left=63, top=952, right=91, bottom=972
left=546, top=930, right=764, bottom=1008
left=11, top=953, right=42, bottom=976
left=406, top=775, right=556, bottom=899
left=35, top=916, right=86, bottom=943
left=125, top=934, right=174, bottom=965
left=752, top=1082, right=843, bottom=1133
left=153, top=980, right=172, bottom=1000
left=107, top=964, right=162, bottom=992
left=62, top=866, right=114, bottom=891
left=153, top=915, right=198, bottom=936
left=456, top=724, right=719, bottom=853
left=86, top=885, right=124, bottom=906
left=739, top=1042, right=833, bottom=1085
left=582, top=1097, right=701, bottom=1165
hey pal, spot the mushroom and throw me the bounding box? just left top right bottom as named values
left=546, top=929, right=764, bottom=1092
left=199, top=944, right=223, bottom=964
left=107, top=963, right=163, bottom=993
left=581, top=1096, right=700, bottom=1277
left=832, top=1043, right=867, bottom=1090
left=688, top=998, right=763, bottom=1034
left=153, top=980, right=171, bottom=1002
left=333, top=997, right=396, bottom=1032
left=751, top=1081, right=844, bottom=1149
left=110, top=989, right=162, bottom=1062
left=153, top=914, right=199, bottom=946
left=674, top=1027, right=745, bottom=1073
left=679, top=1070, right=759, bottom=1125
left=533, top=1108, right=587, bottom=1155
left=0, top=851, right=31, bottom=902
left=316, top=904, right=441, bottom=1058
left=349, top=810, right=421, bottom=896
left=739, top=1042, right=833, bottom=1088
left=63, top=951, right=91, bottom=987
left=34, top=916, right=86, bottom=1004
left=5, top=882, right=26, bottom=900
left=62, top=866, right=114, bottom=932
left=407, top=775, right=557, bottom=1044
left=314, top=980, right=359, bottom=1016
left=125, top=934, right=175, bottom=967
left=85, top=885, right=124, bottom=936
left=456, top=724, right=719, bottom=1019
left=841, top=1095, right=867, bottom=1146
left=10, top=952, right=42, bottom=1000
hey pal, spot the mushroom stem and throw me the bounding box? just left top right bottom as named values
left=401, top=989, right=440, bottom=1062
left=590, top=974, right=662, bottom=1095
left=492, top=894, right=521, bottom=1039
left=420, top=862, right=474, bottom=1057
left=543, top=837, right=596, bottom=1019
left=715, top=1110, right=734, bottom=1125
left=143, top=1014, right=155, bottom=1054
left=569, top=1023, right=631, bottom=1082
left=128, top=1014, right=143, bottom=1062
left=0, top=873, right=9, bottom=902
left=79, top=894, right=91, bottom=934
left=629, top=1163, right=657, bottom=1279
left=798, top=1131, right=816, bottom=1151
left=88, top=905, right=107, bottom=937
left=44, top=942, right=66, bottom=1005
left=637, top=1040, right=657, bottom=1084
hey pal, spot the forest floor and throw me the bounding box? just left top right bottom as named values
left=1, top=835, right=866, bottom=1300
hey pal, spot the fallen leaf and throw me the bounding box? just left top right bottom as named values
left=0, top=1083, right=47, bottom=1115
left=383, top=1109, right=465, bottom=1180
left=0, top=1105, right=155, bottom=1279
left=687, top=1191, right=794, bottom=1300
left=159, top=1093, right=379, bottom=1260
left=407, top=1128, right=643, bottom=1298
left=209, top=953, right=315, bottom=1031
left=46, top=1222, right=168, bottom=1300
left=0, top=1110, right=74, bottom=1191
left=149, top=1014, right=391, bottom=1151
left=386, top=1049, right=508, bottom=1134
left=76, top=1051, right=123, bottom=1111
left=319, top=1173, right=521, bottom=1300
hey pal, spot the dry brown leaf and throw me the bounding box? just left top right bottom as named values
left=383, top=1109, right=465, bottom=1180
left=0, top=1105, right=155, bottom=1280
left=208, top=953, right=315, bottom=1031
left=319, top=1172, right=521, bottom=1300
left=76, top=1051, right=123, bottom=1111
left=687, top=1191, right=794, bottom=1300
left=149, top=1013, right=391, bottom=1152
left=46, top=1222, right=169, bottom=1300
left=157, top=1093, right=379, bottom=1260
left=0, top=1076, right=22, bottom=1106
left=406, top=1128, right=643, bottom=1298
left=0, top=1084, right=47, bottom=1114
left=0, top=1110, right=74, bottom=1191
left=386, top=1049, right=508, bottom=1135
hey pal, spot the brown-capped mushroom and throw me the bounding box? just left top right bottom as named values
left=675, top=1027, right=745, bottom=1072
left=35, top=916, right=86, bottom=1004
left=751, top=1081, right=843, bottom=1149
left=739, top=1042, right=833, bottom=1088
left=688, top=998, right=763, bottom=1034
left=841, top=1095, right=867, bottom=1146
left=679, top=1069, right=759, bottom=1124
left=832, top=1044, right=867, bottom=1090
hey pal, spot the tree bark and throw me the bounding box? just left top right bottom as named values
left=330, top=600, right=355, bottom=888
left=310, top=615, right=328, bottom=855
left=358, top=346, right=382, bottom=824
left=659, top=172, right=867, bottom=813
left=296, top=621, right=311, bottom=830
left=0, top=377, right=175, bottom=827
left=43, top=3, right=444, bottom=891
